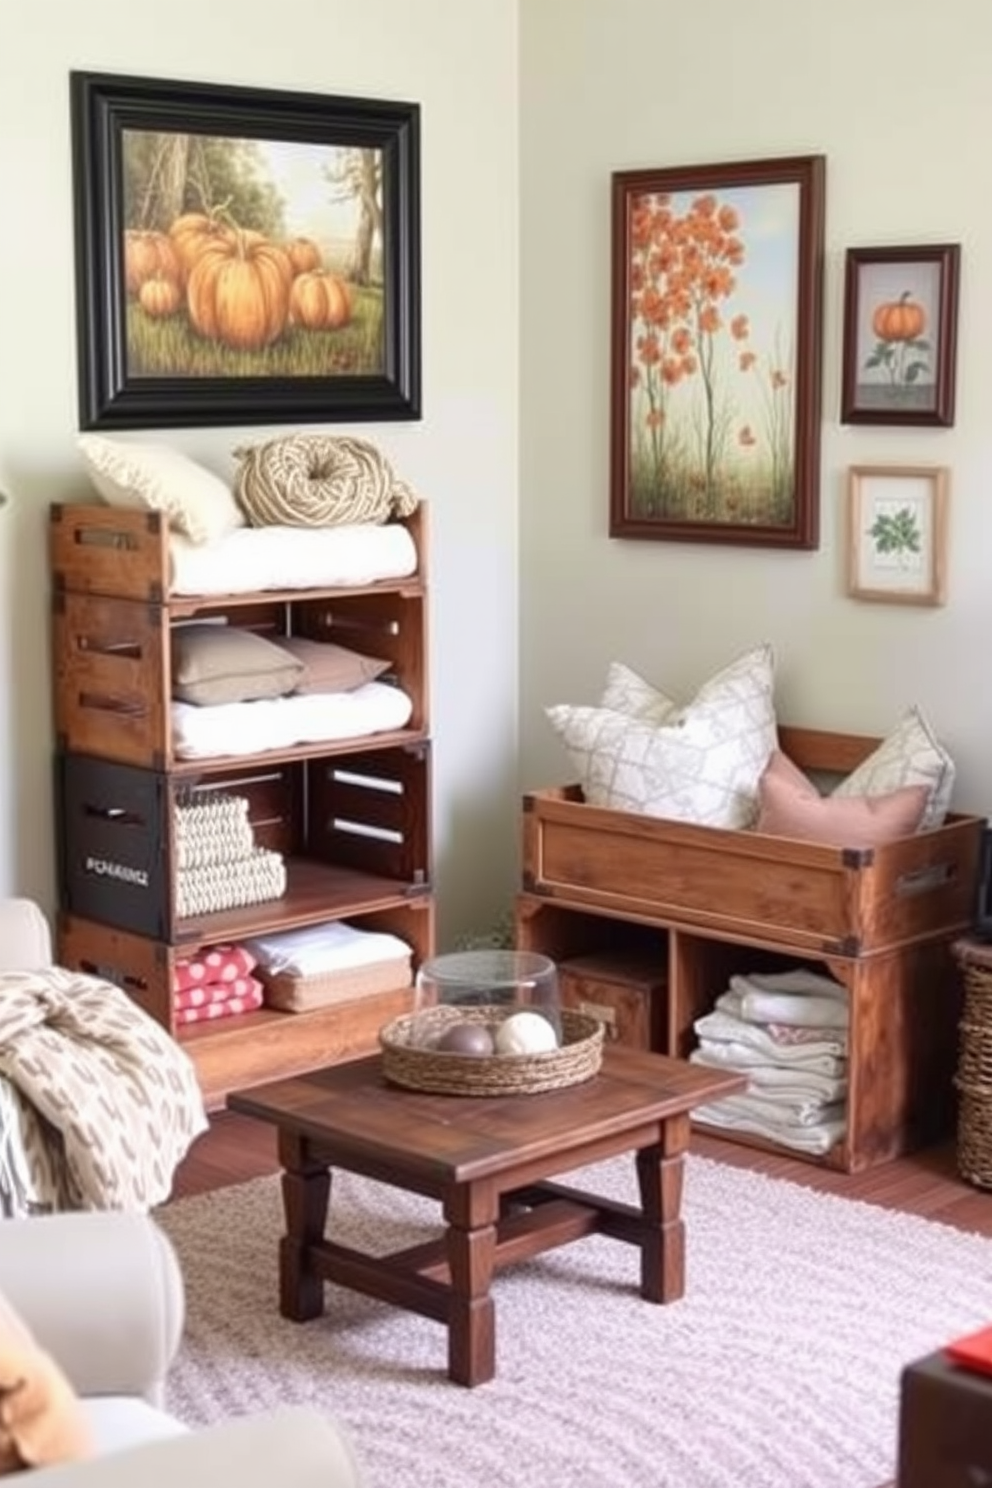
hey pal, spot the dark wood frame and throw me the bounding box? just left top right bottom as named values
left=70, top=70, right=421, bottom=431
left=841, top=245, right=960, bottom=427
left=610, top=154, right=825, bottom=549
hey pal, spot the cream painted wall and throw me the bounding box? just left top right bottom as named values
left=0, top=0, right=520, bottom=942
left=519, top=0, right=992, bottom=820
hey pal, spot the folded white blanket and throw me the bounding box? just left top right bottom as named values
left=741, top=969, right=848, bottom=999
left=691, top=1044, right=848, bottom=1097
left=693, top=1088, right=845, bottom=1129
left=244, top=919, right=411, bottom=978
left=725, top=976, right=849, bottom=1030
left=172, top=681, right=413, bottom=759
left=695, top=1007, right=849, bottom=1059
left=692, top=1099, right=846, bottom=1156
left=169, top=520, right=418, bottom=596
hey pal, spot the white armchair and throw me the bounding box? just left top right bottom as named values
left=0, top=899, right=363, bottom=1485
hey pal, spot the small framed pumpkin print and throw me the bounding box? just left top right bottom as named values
left=70, top=71, right=421, bottom=430
left=841, top=244, right=960, bottom=427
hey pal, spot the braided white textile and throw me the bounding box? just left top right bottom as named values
left=233, top=434, right=419, bottom=528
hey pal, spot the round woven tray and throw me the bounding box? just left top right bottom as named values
left=379, top=1004, right=604, bottom=1096
left=955, top=957, right=992, bottom=1189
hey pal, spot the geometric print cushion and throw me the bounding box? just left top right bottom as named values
left=546, top=643, right=778, bottom=830
left=833, top=705, right=955, bottom=830
left=599, top=660, right=680, bottom=724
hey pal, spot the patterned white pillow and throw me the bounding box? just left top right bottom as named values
left=77, top=434, right=244, bottom=546
left=600, top=660, right=679, bottom=724
left=833, top=706, right=955, bottom=830
left=546, top=645, right=777, bottom=829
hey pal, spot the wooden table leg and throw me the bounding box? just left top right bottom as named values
left=444, top=1182, right=498, bottom=1387
left=278, top=1131, right=331, bottom=1322
left=635, top=1113, right=688, bottom=1303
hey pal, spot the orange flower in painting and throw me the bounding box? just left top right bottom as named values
left=680, top=353, right=698, bottom=376
left=661, top=357, right=683, bottom=386
left=739, top=350, right=757, bottom=372
left=699, top=305, right=722, bottom=335
left=723, top=238, right=745, bottom=266
left=738, top=425, right=756, bottom=447
left=718, top=205, right=739, bottom=232
left=703, top=266, right=735, bottom=299
left=730, top=314, right=750, bottom=341
left=636, top=331, right=661, bottom=366
left=771, top=369, right=788, bottom=389
left=670, top=327, right=693, bottom=355
left=629, top=365, right=641, bottom=389
left=692, top=194, right=718, bottom=218
left=631, top=205, right=653, bottom=250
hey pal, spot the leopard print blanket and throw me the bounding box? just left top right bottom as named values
left=0, top=968, right=207, bottom=1213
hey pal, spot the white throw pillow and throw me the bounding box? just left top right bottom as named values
left=600, top=660, right=679, bottom=724
left=833, top=705, right=955, bottom=830
left=546, top=644, right=777, bottom=829
left=77, top=435, right=244, bottom=546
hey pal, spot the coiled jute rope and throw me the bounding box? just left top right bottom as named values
left=233, top=434, right=419, bottom=528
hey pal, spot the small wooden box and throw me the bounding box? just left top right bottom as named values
left=558, top=952, right=666, bottom=1052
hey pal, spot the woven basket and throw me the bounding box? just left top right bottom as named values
left=261, top=955, right=412, bottom=1013
left=954, top=942, right=992, bottom=1188
left=379, top=1004, right=604, bottom=1097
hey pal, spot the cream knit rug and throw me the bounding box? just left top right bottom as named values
left=158, top=1155, right=992, bottom=1488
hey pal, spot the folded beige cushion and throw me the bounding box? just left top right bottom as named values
left=756, top=751, right=928, bottom=847
left=278, top=638, right=390, bottom=695
left=172, top=627, right=304, bottom=707
left=77, top=435, right=244, bottom=546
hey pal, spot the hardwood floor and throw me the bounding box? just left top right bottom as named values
left=171, top=1108, right=992, bottom=1236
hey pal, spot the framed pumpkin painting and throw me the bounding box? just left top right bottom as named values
left=610, top=154, right=825, bottom=549
left=840, top=244, right=960, bottom=427
left=70, top=71, right=421, bottom=430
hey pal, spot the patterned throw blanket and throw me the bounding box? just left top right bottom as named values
left=0, top=967, right=208, bottom=1214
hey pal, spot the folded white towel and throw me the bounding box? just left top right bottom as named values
left=691, top=1100, right=846, bottom=1156
left=696, top=1089, right=845, bottom=1129
left=742, top=968, right=848, bottom=999
left=244, top=920, right=412, bottom=977
left=691, top=1044, right=848, bottom=1097
left=726, top=976, right=849, bottom=1030
left=695, top=1007, right=848, bottom=1059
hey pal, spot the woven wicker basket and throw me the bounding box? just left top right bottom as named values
left=955, top=942, right=992, bottom=1189
left=379, top=1004, right=604, bottom=1096
left=261, top=955, right=412, bottom=1013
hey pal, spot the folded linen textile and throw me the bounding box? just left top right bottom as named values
left=695, top=1007, right=848, bottom=1059
left=171, top=681, right=413, bottom=760
left=725, top=977, right=849, bottom=1029
left=173, top=943, right=257, bottom=995
left=697, top=1090, right=845, bottom=1130
left=168, top=519, right=418, bottom=597
left=174, top=980, right=264, bottom=1025
left=0, top=967, right=207, bottom=1210
left=741, top=968, right=849, bottom=998
left=244, top=919, right=413, bottom=978
left=691, top=1101, right=846, bottom=1156
left=174, top=975, right=261, bottom=1012
left=690, top=1045, right=848, bottom=1098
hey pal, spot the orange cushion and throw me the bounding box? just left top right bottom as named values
left=755, top=751, right=928, bottom=848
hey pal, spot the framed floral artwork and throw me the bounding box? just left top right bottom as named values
left=840, top=245, right=960, bottom=427
left=846, top=465, right=949, bottom=606
left=609, top=154, right=825, bottom=549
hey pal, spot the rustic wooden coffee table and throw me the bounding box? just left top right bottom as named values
left=227, top=1046, right=744, bottom=1386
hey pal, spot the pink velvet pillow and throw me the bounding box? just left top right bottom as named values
left=756, top=751, right=928, bottom=848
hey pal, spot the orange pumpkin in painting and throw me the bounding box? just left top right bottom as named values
left=124, top=230, right=181, bottom=298
left=138, top=274, right=182, bottom=318
left=285, top=237, right=323, bottom=276
left=186, top=232, right=292, bottom=350
left=871, top=291, right=926, bottom=343
left=169, top=213, right=235, bottom=282
left=289, top=270, right=352, bottom=331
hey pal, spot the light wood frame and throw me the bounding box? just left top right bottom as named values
left=846, top=465, right=948, bottom=606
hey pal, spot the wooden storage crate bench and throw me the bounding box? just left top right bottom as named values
left=57, top=744, right=431, bottom=942
left=50, top=503, right=427, bottom=773
left=517, top=726, right=984, bottom=1174
left=58, top=901, right=429, bottom=1109
left=523, top=725, right=981, bottom=959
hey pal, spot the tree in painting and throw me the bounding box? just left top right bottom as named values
left=627, top=187, right=797, bottom=527
left=120, top=129, right=385, bottom=379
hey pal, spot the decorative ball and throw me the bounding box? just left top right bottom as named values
left=436, top=1021, right=495, bottom=1057
left=494, top=1010, right=559, bottom=1056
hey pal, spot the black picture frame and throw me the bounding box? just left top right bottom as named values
left=840, top=244, right=959, bottom=428
left=70, top=70, right=421, bottom=430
